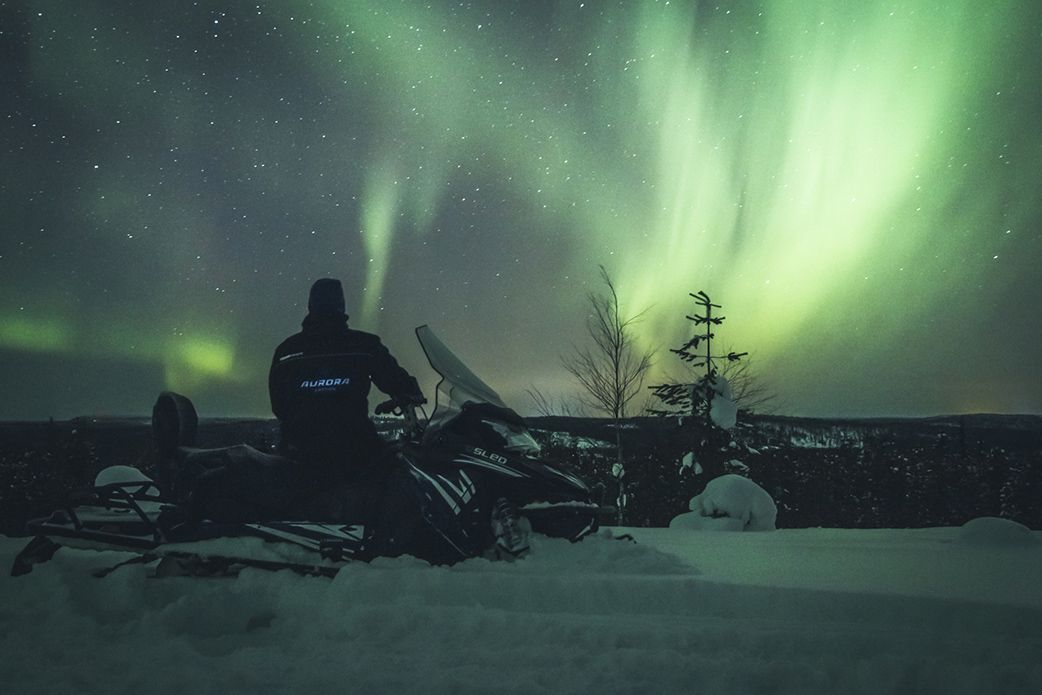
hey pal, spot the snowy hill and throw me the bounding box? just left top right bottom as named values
left=3, top=525, right=1040, bottom=694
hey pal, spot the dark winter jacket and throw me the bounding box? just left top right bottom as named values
left=268, top=313, right=422, bottom=471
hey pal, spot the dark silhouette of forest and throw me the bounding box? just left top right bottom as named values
left=1, top=412, right=1039, bottom=535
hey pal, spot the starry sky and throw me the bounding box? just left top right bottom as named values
left=2, top=0, right=1041, bottom=420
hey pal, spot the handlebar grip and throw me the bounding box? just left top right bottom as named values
left=374, top=399, right=399, bottom=415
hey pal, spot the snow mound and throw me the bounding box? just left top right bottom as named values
left=670, top=474, right=777, bottom=531
left=955, top=517, right=1039, bottom=547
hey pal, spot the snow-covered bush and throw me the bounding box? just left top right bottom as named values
left=679, top=451, right=702, bottom=475
left=709, top=377, right=738, bottom=430
left=669, top=474, right=777, bottom=531
left=723, top=458, right=749, bottom=473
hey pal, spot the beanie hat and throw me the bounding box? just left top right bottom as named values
left=308, top=278, right=346, bottom=316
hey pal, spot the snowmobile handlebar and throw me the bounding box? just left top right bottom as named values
left=374, top=395, right=426, bottom=415
left=374, top=397, right=425, bottom=438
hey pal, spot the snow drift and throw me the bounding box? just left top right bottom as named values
left=5, top=524, right=1041, bottom=694
left=956, top=516, right=1039, bottom=547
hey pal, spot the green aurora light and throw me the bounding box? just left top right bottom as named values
left=1, top=0, right=1039, bottom=417
left=310, top=0, right=1041, bottom=412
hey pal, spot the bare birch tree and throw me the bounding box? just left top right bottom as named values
left=562, top=265, right=654, bottom=523
left=563, top=266, right=654, bottom=419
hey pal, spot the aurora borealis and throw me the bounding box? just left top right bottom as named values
left=2, top=0, right=1040, bottom=419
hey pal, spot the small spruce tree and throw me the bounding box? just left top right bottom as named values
left=650, top=291, right=746, bottom=421
left=650, top=291, right=746, bottom=479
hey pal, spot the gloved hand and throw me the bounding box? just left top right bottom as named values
left=374, top=393, right=426, bottom=416
left=401, top=392, right=427, bottom=405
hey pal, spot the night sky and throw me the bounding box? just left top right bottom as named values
left=2, top=0, right=1040, bottom=420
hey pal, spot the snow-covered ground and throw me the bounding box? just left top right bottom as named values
left=2, top=526, right=1040, bottom=695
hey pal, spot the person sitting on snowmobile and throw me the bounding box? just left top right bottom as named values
left=150, top=279, right=424, bottom=529
left=268, top=277, right=425, bottom=480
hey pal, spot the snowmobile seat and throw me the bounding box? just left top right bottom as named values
left=177, top=443, right=296, bottom=470
left=170, top=444, right=303, bottom=507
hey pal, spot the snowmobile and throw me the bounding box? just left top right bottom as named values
left=11, top=325, right=601, bottom=577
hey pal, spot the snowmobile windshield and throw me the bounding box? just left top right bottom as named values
left=415, top=325, right=540, bottom=455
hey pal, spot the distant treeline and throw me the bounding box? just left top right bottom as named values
left=529, top=414, right=1042, bottom=529
left=1, top=414, right=1039, bottom=535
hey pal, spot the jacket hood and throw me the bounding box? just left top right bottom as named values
left=308, top=278, right=346, bottom=316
